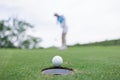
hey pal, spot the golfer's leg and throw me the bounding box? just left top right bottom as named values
left=62, top=32, right=66, bottom=47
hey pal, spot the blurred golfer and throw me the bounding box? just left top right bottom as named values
left=54, top=13, right=68, bottom=50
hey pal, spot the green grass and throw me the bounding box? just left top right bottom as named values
left=0, top=46, right=120, bottom=80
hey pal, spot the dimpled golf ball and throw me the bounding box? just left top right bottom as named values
left=52, top=56, right=63, bottom=66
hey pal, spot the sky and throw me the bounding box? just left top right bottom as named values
left=0, top=0, right=120, bottom=48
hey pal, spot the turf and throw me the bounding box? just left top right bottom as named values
left=0, top=46, right=120, bottom=80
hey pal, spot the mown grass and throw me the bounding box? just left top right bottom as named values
left=0, top=46, right=120, bottom=80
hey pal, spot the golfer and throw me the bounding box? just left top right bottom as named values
left=54, top=13, right=68, bottom=50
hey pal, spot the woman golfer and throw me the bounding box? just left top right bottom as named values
left=54, top=13, right=68, bottom=50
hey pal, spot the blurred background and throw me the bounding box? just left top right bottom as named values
left=0, top=0, right=120, bottom=48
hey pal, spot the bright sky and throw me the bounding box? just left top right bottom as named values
left=0, top=0, right=120, bottom=48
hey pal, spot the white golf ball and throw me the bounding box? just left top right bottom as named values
left=52, top=56, right=63, bottom=66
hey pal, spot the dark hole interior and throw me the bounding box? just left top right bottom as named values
left=41, top=66, right=73, bottom=75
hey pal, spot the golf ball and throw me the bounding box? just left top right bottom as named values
left=52, top=55, right=63, bottom=66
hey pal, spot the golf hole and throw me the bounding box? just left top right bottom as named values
left=41, top=66, right=73, bottom=75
